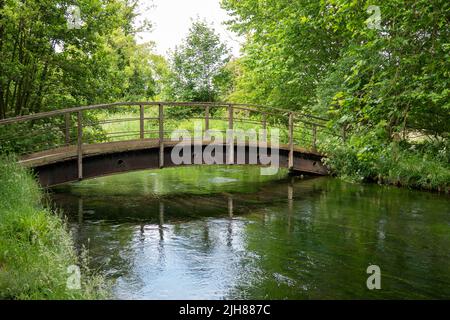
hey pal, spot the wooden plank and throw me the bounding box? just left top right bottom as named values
left=227, top=105, right=234, bottom=164
left=0, top=101, right=328, bottom=126
left=159, top=104, right=164, bottom=168
left=205, top=105, right=210, bottom=132
left=19, top=139, right=322, bottom=168
left=140, top=105, right=145, bottom=139
left=262, top=113, right=267, bottom=142
left=228, top=105, right=233, bottom=130
left=65, top=113, right=71, bottom=145
left=312, top=124, right=317, bottom=151
left=288, top=112, right=294, bottom=169
left=77, top=111, right=83, bottom=180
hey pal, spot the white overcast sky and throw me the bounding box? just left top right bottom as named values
left=135, top=0, right=243, bottom=57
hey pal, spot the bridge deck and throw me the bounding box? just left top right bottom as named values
left=19, top=139, right=327, bottom=187
left=19, top=139, right=322, bottom=168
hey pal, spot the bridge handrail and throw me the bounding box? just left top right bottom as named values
left=0, top=102, right=328, bottom=125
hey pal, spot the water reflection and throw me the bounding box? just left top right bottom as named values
left=51, top=166, right=450, bottom=299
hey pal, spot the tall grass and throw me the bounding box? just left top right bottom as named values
left=0, top=155, right=107, bottom=299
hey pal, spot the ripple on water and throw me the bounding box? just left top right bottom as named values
left=208, top=177, right=239, bottom=184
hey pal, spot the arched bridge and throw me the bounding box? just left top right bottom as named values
left=0, top=102, right=334, bottom=187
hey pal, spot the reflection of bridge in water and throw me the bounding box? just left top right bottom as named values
left=73, top=176, right=297, bottom=244
left=0, top=102, right=335, bottom=187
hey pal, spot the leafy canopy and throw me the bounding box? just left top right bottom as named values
left=163, top=19, right=232, bottom=103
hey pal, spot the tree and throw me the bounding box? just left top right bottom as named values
left=222, top=0, right=449, bottom=138
left=221, top=0, right=346, bottom=110
left=0, top=0, right=159, bottom=118
left=163, top=19, right=231, bottom=103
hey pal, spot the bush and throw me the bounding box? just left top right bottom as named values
left=321, top=135, right=450, bottom=192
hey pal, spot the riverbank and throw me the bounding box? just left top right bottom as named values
left=322, top=137, right=450, bottom=193
left=0, top=156, right=107, bottom=299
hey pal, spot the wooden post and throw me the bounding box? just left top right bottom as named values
left=261, top=113, right=267, bottom=142
left=312, top=124, right=317, bottom=151
left=139, top=105, right=145, bottom=139
left=77, top=111, right=83, bottom=180
left=65, top=113, right=71, bottom=146
left=288, top=112, right=294, bottom=170
left=159, top=104, right=164, bottom=168
left=227, top=105, right=234, bottom=164
left=228, top=104, right=233, bottom=130
left=205, top=105, right=210, bottom=133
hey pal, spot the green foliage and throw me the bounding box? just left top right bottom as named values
left=0, top=155, right=108, bottom=299
left=162, top=19, right=232, bottom=112
left=0, top=0, right=163, bottom=118
left=222, top=0, right=449, bottom=190
left=222, top=0, right=345, bottom=109
left=321, top=136, right=450, bottom=192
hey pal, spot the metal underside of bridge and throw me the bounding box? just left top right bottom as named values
left=20, top=140, right=327, bottom=187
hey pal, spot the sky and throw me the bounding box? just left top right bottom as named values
left=135, top=0, right=243, bottom=57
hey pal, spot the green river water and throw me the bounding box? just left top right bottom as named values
left=51, top=166, right=450, bottom=299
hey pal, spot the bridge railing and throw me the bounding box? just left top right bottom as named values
left=0, top=102, right=335, bottom=170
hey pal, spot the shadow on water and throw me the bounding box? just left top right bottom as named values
left=50, top=166, right=450, bottom=299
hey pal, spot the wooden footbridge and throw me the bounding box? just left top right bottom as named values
left=0, top=102, right=333, bottom=187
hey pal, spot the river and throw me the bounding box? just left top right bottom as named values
left=50, top=166, right=450, bottom=299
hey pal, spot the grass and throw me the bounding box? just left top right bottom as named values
left=0, top=155, right=108, bottom=299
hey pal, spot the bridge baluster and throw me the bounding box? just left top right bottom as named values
left=139, top=105, right=145, bottom=140
left=205, top=105, right=210, bottom=133
left=227, top=105, right=234, bottom=164
left=65, top=113, right=71, bottom=146
left=288, top=112, right=294, bottom=170
left=312, top=124, right=317, bottom=151
left=261, top=113, right=267, bottom=142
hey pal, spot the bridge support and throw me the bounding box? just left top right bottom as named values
left=159, top=104, right=164, bottom=168
left=227, top=105, right=234, bottom=164
left=77, top=111, right=83, bottom=180
left=288, top=112, right=294, bottom=170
